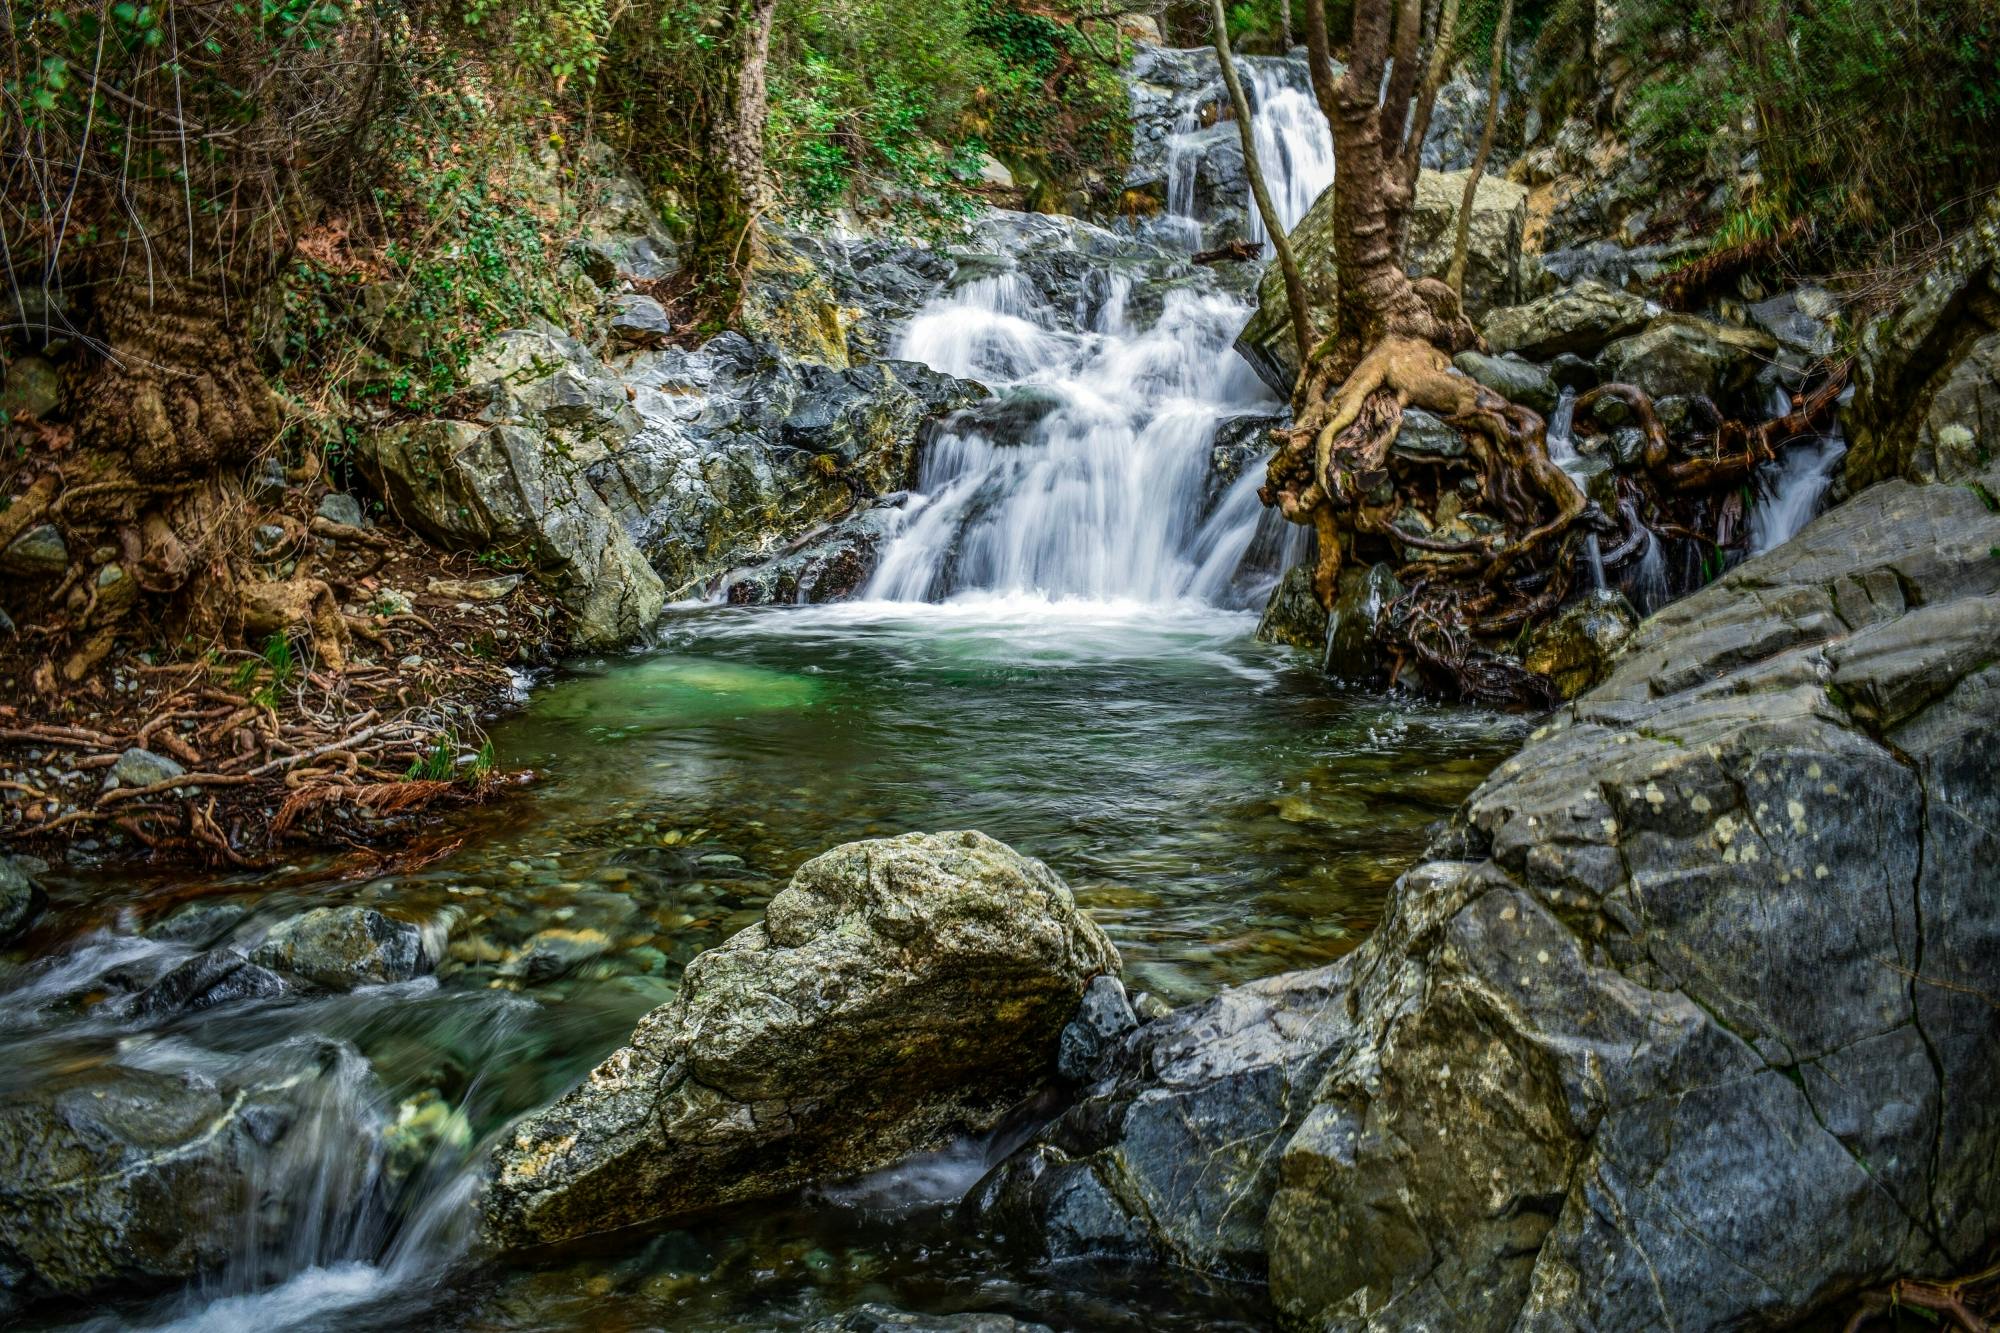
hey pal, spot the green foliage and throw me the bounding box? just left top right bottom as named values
left=231, top=633, right=299, bottom=710
left=762, top=0, right=1130, bottom=233
left=404, top=732, right=494, bottom=783
left=1607, top=0, right=2000, bottom=262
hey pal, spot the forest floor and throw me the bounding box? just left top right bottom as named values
left=0, top=501, right=562, bottom=868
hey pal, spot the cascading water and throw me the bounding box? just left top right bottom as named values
left=867, top=54, right=1330, bottom=609
left=1748, top=384, right=1847, bottom=554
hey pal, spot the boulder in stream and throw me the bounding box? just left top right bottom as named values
left=248, top=905, right=429, bottom=991
left=0, top=859, right=45, bottom=948
left=481, top=830, right=1119, bottom=1250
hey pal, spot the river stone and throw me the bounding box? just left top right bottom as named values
left=0, top=1047, right=379, bottom=1306
left=1599, top=314, right=1777, bottom=407
left=110, top=747, right=184, bottom=789
left=1451, top=350, right=1559, bottom=414
left=315, top=492, right=366, bottom=528
left=1481, top=279, right=1658, bottom=360
left=974, top=473, right=2000, bottom=1330
left=1056, top=974, right=1139, bottom=1083
left=1391, top=407, right=1465, bottom=459
left=1324, top=562, right=1403, bottom=683
left=1237, top=169, right=1529, bottom=395
left=128, top=948, right=289, bottom=1020
left=482, top=831, right=1119, bottom=1250
left=809, top=1307, right=1052, bottom=1333
left=0, top=524, right=68, bottom=578
left=1520, top=586, right=1638, bottom=697
left=1254, top=565, right=1328, bottom=652
left=1846, top=190, right=2000, bottom=490
left=0, top=859, right=44, bottom=948
left=249, top=906, right=428, bottom=990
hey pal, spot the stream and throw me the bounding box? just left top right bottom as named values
left=0, top=50, right=1835, bottom=1333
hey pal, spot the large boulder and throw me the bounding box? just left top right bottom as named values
left=975, top=473, right=2000, bottom=1332
left=248, top=905, right=429, bottom=991
left=1845, top=191, right=2000, bottom=490
left=481, top=831, right=1119, bottom=1250
left=1238, top=169, right=1529, bottom=395
left=1482, top=279, right=1659, bottom=359
left=1599, top=314, right=1777, bottom=407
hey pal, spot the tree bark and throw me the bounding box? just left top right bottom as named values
left=1213, top=0, right=1315, bottom=376
left=685, top=0, right=779, bottom=318
left=1447, top=0, right=1511, bottom=298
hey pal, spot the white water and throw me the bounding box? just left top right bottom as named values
left=867, top=56, right=1329, bottom=610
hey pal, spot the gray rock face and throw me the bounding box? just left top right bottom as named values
left=1519, top=586, right=1639, bottom=698
left=1452, top=350, right=1558, bottom=414
left=315, top=492, right=367, bottom=527
left=606, top=293, right=673, bottom=346
left=1239, top=169, right=1529, bottom=395
left=977, top=474, right=2000, bottom=1332
left=1599, top=314, right=1777, bottom=408
left=1482, top=279, right=1659, bottom=359
left=1846, top=190, right=2000, bottom=490
left=248, top=906, right=428, bottom=990
left=0, top=1044, right=381, bottom=1305
left=482, top=831, right=1119, bottom=1251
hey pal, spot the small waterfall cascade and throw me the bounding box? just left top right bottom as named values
left=1748, top=383, right=1847, bottom=555
left=1546, top=387, right=1578, bottom=465
left=866, top=56, right=1337, bottom=609
left=1240, top=59, right=1337, bottom=250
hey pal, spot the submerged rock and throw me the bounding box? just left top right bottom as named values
left=977, top=473, right=2000, bottom=1331
left=248, top=905, right=428, bottom=990
left=127, top=948, right=289, bottom=1020
left=482, top=831, right=1119, bottom=1250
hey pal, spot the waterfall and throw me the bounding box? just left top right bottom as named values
left=1241, top=59, right=1336, bottom=249
left=1747, top=383, right=1846, bottom=555
left=1546, top=387, right=1578, bottom=465
left=867, top=54, right=1333, bottom=609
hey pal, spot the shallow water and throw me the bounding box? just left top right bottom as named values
left=11, top=600, right=1518, bottom=1332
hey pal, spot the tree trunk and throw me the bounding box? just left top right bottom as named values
left=686, top=0, right=779, bottom=319
left=1213, top=0, right=1315, bottom=377
left=1447, top=0, right=1512, bottom=298
left=1280, top=0, right=1294, bottom=50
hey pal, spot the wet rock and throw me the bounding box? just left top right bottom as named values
left=1548, top=352, right=1599, bottom=391
left=1520, top=586, right=1638, bottom=697
left=315, top=492, right=367, bottom=528
left=809, top=1306, right=1051, bottom=1333
left=249, top=905, right=428, bottom=990
left=497, top=927, right=612, bottom=985
left=482, top=830, right=1119, bottom=1250
left=1056, top=974, right=1139, bottom=1082
left=1747, top=285, right=1839, bottom=360
left=128, top=949, right=289, bottom=1019
left=966, top=960, right=1356, bottom=1274
left=1254, top=565, right=1327, bottom=652
left=1238, top=169, right=1529, bottom=395
left=1599, top=314, right=1777, bottom=407
left=1451, top=350, right=1558, bottom=414
left=1323, top=562, right=1403, bottom=682
left=0, top=524, right=68, bottom=578
left=1482, top=279, right=1658, bottom=360
left=0, top=1046, right=380, bottom=1306
left=144, top=900, right=250, bottom=948
left=977, top=473, right=2000, bottom=1331
left=0, top=859, right=45, bottom=948
left=721, top=507, right=902, bottom=606
left=110, top=747, right=185, bottom=790
left=606, top=293, right=673, bottom=347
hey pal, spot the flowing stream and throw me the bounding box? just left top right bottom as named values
left=2, top=54, right=1523, bottom=1333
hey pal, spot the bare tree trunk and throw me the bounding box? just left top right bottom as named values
left=1447, top=0, right=1512, bottom=297
left=1397, top=0, right=1462, bottom=255
left=1213, top=0, right=1315, bottom=377
left=1280, top=0, right=1294, bottom=51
